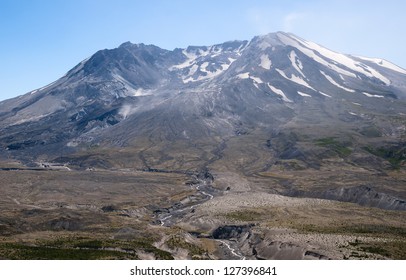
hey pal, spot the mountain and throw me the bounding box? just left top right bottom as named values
left=1, top=32, right=406, bottom=260
left=1, top=32, right=405, bottom=171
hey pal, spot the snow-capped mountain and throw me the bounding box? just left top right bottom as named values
left=0, top=32, right=405, bottom=171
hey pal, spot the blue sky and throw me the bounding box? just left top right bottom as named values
left=1, top=0, right=405, bottom=101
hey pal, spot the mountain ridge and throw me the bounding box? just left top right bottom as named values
left=0, top=31, right=405, bottom=175
left=3, top=31, right=406, bottom=105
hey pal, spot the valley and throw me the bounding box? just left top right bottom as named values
left=0, top=149, right=405, bottom=260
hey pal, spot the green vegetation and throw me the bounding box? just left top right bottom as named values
left=0, top=237, right=174, bottom=260
left=361, top=246, right=390, bottom=257
left=0, top=243, right=131, bottom=260
left=359, top=126, right=382, bottom=138
left=224, top=209, right=264, bottom=222
left=75, top=239, right=104, bottom=249
left=131, top=238, right=174, bottom=260
left=315, top=137, right=352, bottom=157
left=299, top=223, right=406, bottom=238
left=364, top=145, right=405, bottom=168
left=347, top=239, right=406, bottom=259
left=166, top=235, right=205, bottom=257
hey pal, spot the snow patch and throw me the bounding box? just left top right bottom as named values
left=355, top=56, right=406, bottom=75
left=280, top=33, right=391, bottom=85
left=267, top=83, right=292, bottom=102
left=259, top=54, right=272, bottom=70
left=276, top=69, right=315, bottom=90
left=183, top=77, right=195, bottom=83
left=318, top=91, right=332, bottom=98
left=297, top=91, right=312, bottom=97
left=320, top=71, right=355, bottom=92
left=288, top=51, right=305, bottom=77
left=251, top=76, right=263, bottom=84
left=228, top=57, right=237, bottom=64
left=188, top=64, right=199, bottom=76
left=278, top=33, right=357, bottom=78
left=172, top=44, right=243, bottom=83
left=170, top=50, right=198, bottom=70
left=183, top=65, right=226, bottom=83
left=200, top=62, right=209, bottom=73
left=236, top=72, right=263, bottom=84
left=221, top=63, right=231, bottom=70
left=237, top=72, right=250, bottom=79
left=362, top=92, right=385, bottom=98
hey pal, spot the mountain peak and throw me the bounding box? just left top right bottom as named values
left=118, top=41, right=134, bottom=48
left=250, top=31, right=290, bottom=50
